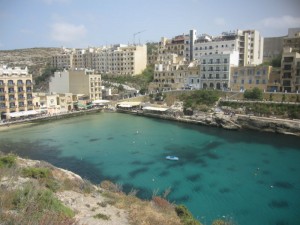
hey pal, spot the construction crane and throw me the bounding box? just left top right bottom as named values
left=133, top=30, right=146, bottom=45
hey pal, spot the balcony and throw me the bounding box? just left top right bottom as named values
left=0, top=83, right=5, bottom=87
left=7, top=83, right=15, bottom=87
left=0, top=98, right=6, bottom=102
left=9, top=98, right=16, bottom=102
left=282, top=75, right=292, bottom=79
left=0, top=92, right=5, bottom=95
left=17, top=83, right=24, bottom=87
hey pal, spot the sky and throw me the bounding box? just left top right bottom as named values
left=0, top=0, right=300, bottom=50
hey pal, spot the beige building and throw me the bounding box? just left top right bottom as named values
left=33, top=92, right=74, bottom=114
left=52, top=45, right=147, bottom=76
left=283, top=28, right=300, bottom=53
left=230, top=65, right=272, bottom=91
left=149, top=53, right=189, bottom=92
left=281, top=48, right=300, bottom=92
left=49, top=68, right=102, bottom=100
left=0, top=66, right=34, bottom=119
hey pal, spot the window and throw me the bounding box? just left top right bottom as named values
left=234, top=79, right=237, bottom=84
left=249, top=79, right=252, bottom=84
left=256, top=80, right=259, bottom=84
left=241, top=80, right=244, bottom=84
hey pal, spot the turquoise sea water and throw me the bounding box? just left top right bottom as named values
left=1, top=112, right=300, bottom=225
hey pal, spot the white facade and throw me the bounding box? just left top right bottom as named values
left=193, top=32, right=239, bottom=61
left=199, top=51, right=239, bottom=90
left=193, top=30, right=263, bottom=66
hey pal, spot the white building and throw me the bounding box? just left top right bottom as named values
left=199, top=51, right=239, bottom=90
left=193, top=30, right=263, bottom=66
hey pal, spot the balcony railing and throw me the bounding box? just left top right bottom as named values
left=17, top=83, right=24, bottom=87
left=7, top=83, right=15, bottom=87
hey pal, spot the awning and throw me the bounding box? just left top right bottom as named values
left=143, top=106, right=169, bottom=112
left=5, top=110, right=40, bottom=118
left=118, top=102, right=141, bottom=108
left=92, top=100, right=110, bottom=105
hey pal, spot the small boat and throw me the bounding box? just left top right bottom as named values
left=166, top=156, right=179, bottom=161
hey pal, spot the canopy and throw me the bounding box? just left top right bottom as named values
left=92, top=100, right=110, bottom=104
left=117, top=102, right=141, bottom=108
left=5, top=110, right=40, bottom=118
left=143, top=106, right=169, bottom=112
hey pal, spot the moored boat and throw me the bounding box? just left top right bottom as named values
left=166, top=156, right=179, bottom=160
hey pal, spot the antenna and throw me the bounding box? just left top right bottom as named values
left=133, top=30, right=146, bottom=45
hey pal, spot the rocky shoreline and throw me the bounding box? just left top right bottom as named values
left=2, top=106, right=300, bottom=137
left=117, top=109, right=300, bottom=137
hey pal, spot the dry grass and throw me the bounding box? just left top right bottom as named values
left=100, top=180, right=182, bottom=225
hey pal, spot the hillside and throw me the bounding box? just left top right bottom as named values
left=0, top=47, right=61, bottom=77
left=0, top=153, right=203, bottom=225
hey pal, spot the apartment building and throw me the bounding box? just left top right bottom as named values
left=193, top=30, right=263, bottom=66
left=239, top=30, right=264, bottom=66
left=283, top=28, right=300, bottom=53
left=149, top=53, right=189, bottom=92
left=230, top=65, right=272, bottom=92
left=0, top=66, right=33, bottom=119
left=200, top=51, right=239, bottom=90
left=49, top=68, right=102, bottom=100
left=52, top=44, right=147, bottom=76
left=281, top=48, right=300, bottom=92
left=263, top=36, right=284, bottom=62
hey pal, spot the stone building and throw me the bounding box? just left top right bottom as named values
left=0, top=66, right=34, bottom=119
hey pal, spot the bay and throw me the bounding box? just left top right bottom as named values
left=1, top=112, right=300, bottom=225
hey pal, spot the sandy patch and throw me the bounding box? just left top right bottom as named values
left=56, top=190, right=129, bottom=225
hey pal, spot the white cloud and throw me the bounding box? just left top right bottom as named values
left=261, top=15, right=300, bottom=29
left=50, top=22, right=87, bottom=43
left=214, top=17, right=226, bottom=26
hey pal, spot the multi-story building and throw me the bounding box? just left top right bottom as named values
left=49, top=68, right=102, bottom=100
left=239, top=30, right=264, bottom=66
left=193, top=30, right=263, bottom=66
left=280, top=47, right=300, bottom=92
left=263, top=36, right=284, bottom=62
left=0, top=66, right=33, bottom=119
left=52, top=44, right=147, bottom=76
left=200, top=51, right=239, bottom=90
left=230, top=65, right=272, bottom=92
left=149, top=53, right=189, bottom=92
left=283, top=28, right=300, bottom=53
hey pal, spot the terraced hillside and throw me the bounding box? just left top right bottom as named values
left=0, top=47, right=61, bottom=77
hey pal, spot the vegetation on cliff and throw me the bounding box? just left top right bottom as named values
left=1, top=153, right=220, bottom=225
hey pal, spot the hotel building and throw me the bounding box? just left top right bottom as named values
left=0, top=66, right=34, bottom=119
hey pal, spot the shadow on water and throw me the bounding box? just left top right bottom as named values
left=129, top=167, right=149, bottom=179
left=162, top=140, right=223, bottom=169
left=0, top=139, right=120, bottom=184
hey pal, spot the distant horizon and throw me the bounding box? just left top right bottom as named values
left=1, top=0, right=300, bottom=50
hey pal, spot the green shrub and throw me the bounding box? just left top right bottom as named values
left=13, top=184, right=74, bottom=217
left=244, top=87, right=263, bottom=100
left=0, top=154, right=17, bottom=168
left=175, top=205, right=201, bottom=225
left=22, top=167, right=51, bottom=179
left=93, top=213, right=111, bottom=220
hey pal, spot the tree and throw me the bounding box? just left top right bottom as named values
left=243, top=88, right=263, bottom=100
left=118, top=85, right=124, bottom=92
